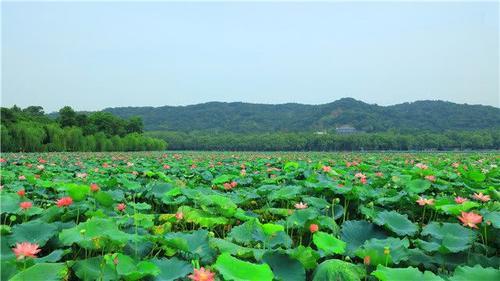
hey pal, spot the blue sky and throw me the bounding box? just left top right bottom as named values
left=2, top=1, right=498, bottom=112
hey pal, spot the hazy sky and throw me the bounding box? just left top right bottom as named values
left=1, top=1, right=499, bottom=112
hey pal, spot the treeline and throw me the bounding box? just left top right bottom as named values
left=1, top=106, right=166, bottom=152
left=147, top=130, right=500, bottom=151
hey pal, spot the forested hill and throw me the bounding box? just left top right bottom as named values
left=104, top=98, right=500, bottom=133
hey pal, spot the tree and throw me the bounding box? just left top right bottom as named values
left=125, top=116, right=144, bottom=134
left=59, top=106, right=77, bottom=127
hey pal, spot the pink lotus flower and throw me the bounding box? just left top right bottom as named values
left=116, top=203, right=126, bottom=212
left=163, top=164, right=171, bottom=169
left=452, top=162, right=459, bottom=168
left=355, top=173, right=365, bottom=178
left=38, top=158, right=47, bottom=164
left=472, top=193, right=490, bottom=202
left=295, top=202, right=308, bottom=209
left=322, top=166, right=332, bottom=172
left=230, top=181, right=238, bottom=188
left=416, top=197, right=434, bottom=206
left=0, top=158, right=6, bottom=163
left=309, top=224, right=319, bottom=233
left=90, top=183, right=99, bottom=192
left=56, top=197, right=73, bottom=208
left=18, top=175, right=26, bottom=180
left=425, top=175, right=436, bottom=182
left=458, top=212, right=482, bottom=229
left=415, top=163, right=428, bottom=170
left=175, top=212, right=184, bottom=220
left=454, top=196, right=468, bottom=204
left=102, top=163, right=109, bottom=168
left=17, top=189, right=26, bottom=197
left=76, top=172, right=87, bottom=179
left=360, top=177, right=367, bottom=184
left=12, top=242, right=41, bottom=260
left=223, top=183, right=233, bottom=190
left=19, top=201, right=33, bottom=210
left=375, top=172, right=384, bottom=177
left=188, top=267, right=215, bottom=281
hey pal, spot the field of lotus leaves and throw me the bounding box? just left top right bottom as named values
left=0, top=151, right=499, bottom=281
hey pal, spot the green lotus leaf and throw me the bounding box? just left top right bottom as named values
left=129, top=202, right=151, bottom=211
left=420, top=222, right=476, bottom=253
left=450, top=265, right=500, bottom=281
left=286, top=208, right=319, bottom=228
left=482, top=211, right=500, bottom=229
left=465, top=170, right=486, bottom=182
left=118, top=178, right=142, bottom=190
left=288, top=245, right=321, bottom=270
left=355, top=237, right=410, bottom=266
left=59, top=217, right=133, bottom=249
left=268, top=186, right=302, bottom=201
left=303, top=196, right=330, bottom=209
left=177, top=206, right=228, bottom=228
left=65, top=183, right=91, bottom=201
left=340, top=220, right=387, bottom=257
left=212, top=174, right=232, bottom=185
left=283, top=161, right=299, bottom=172
left=72, top=256, right=116, bottom=281
left=9, top=219, right=58, bottom=247
left=262, top=251, right=305, bottom=281
left=210, top=238, right=265, bottom=260
left=199, top=194, right=237, bottom=217
left=94, top=191, right=114, bottom=207
left=228, top=219, right=266, bottom=246
left=262, top=223, right=284, bottom=236
left=313, top=231, right=346, bottom=256
left=111, top=253, right=160, bottom=281
left=36, top=249, right=66, bottom=263
left=373, top=211, right=418, bottom=236
left=405, top=179, right=431, bottom=194
left=372, top=265, right=444, bottom=281
left=1, top=193, right=21, bottom=214
left=312, top=259, right=365, bottom=281
left=150, top=257, right=192, bottom=281
left=164, top=230, right=215, bottom=264
left=9, top=263, right=68, bottom=281
left=1, top=259, right=17, bottom=281
left=214, top=253, right=274, bottom=281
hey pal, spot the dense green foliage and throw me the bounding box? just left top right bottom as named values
left=0, top=151, right=498, bottom=281
left=1, top=106, right=166, bottom=152
left=105, top=98, right=500, bottom=132
left=148, top=130, right=500, bottom=151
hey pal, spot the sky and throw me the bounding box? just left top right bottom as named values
left=1, top=1, right=499, bottom=112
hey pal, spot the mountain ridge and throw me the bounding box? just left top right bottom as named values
left=102, top=98, right=500, bottom=133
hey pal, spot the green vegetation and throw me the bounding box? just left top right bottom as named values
left=105, top=98, right=500, bottom=132
left=1, top=106, right=166, bottom=152
left=0, top=151, right=498, bottom=280
left=148, top=130, right=500, bottom=151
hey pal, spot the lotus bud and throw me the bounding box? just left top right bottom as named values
left=383, top=246, right=390, bottom=255
left=208, top=231, right=215, bottom=237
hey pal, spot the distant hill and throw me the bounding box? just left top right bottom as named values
left=103, top=98, right=500, bottom=133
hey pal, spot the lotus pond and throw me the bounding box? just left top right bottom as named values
left=0, top=151, right=499, bottom=281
